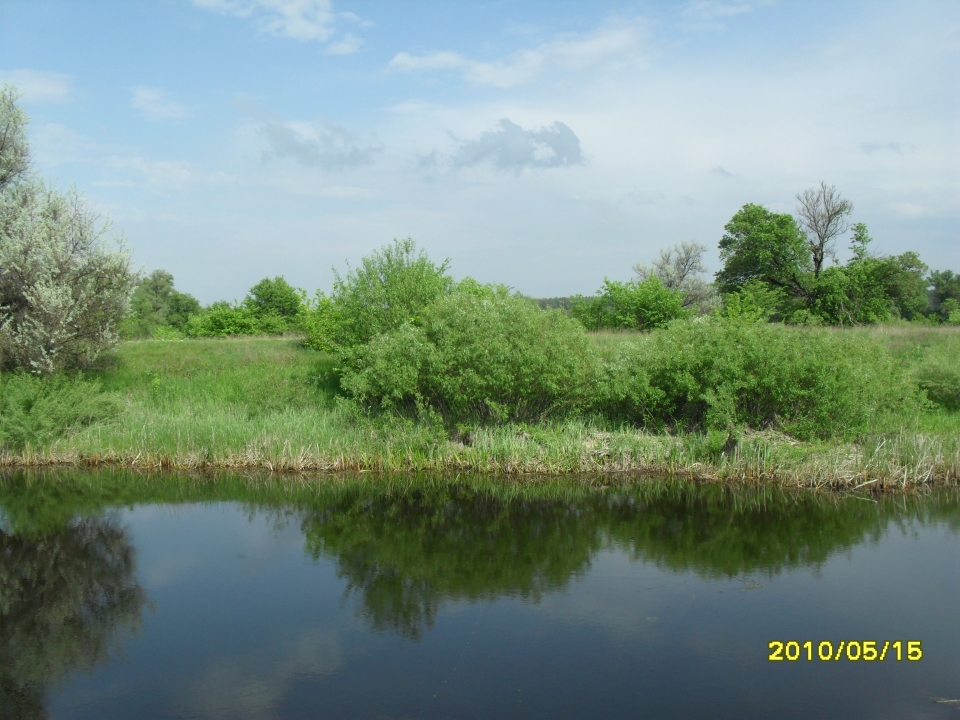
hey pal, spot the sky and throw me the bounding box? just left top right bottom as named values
left=1, top=0, right=957, bottom=303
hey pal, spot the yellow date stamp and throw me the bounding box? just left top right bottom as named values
left=768, top=640, right=922, bottom=662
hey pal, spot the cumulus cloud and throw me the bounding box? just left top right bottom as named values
left=449, top=118, right=585, bottom=174
left=0, top=69, right=72, bottom=103
left=131, top=86, right=189, bottom=121
left=191, top=0, right=366, bottom=52
left=259, top=119, right=382, bottom=169
left=389, top=21, right=646, bottom=88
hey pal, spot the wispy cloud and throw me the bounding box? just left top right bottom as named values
left=390, top=21, right=646, bottom=88
left=445, top=118, right=585, bottom=174
left=681, top=1, right=753, bottom=31
left=191, top=0, right=367, bottom=52
left=259, top=118, right=382, bottom=169
left=0, top=69, right=72, bottom=103
left=131, top=86, right=189, bottom=121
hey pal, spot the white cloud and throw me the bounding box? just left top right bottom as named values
left=131, top=86, right=189, bottom=121
left=324, top=33, right=362, bottom=55
left=389, top=21, right=647, bottom=88
left=0, top=69, right=72, bottom=103
left=191, top=0, right=365, bottom=51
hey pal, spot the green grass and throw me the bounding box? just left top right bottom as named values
left=0, top=331, right=957, bottom=487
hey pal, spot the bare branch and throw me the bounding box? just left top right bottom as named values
left=795, top=181, right=853, bottom=278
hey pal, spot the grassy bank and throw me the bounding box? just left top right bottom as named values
left=0, top=329, right=958, bottom=487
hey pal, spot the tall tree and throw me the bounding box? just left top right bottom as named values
left=715, top=204, right=812, bottom=299
left=795, top=182, right=853, bottom=278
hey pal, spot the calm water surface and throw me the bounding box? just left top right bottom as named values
left=0, top=470, right=957, bottom=719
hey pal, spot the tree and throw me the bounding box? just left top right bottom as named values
left=633, top=241, right=714, bottom=313
left=929, top=269, right=960, bottom=321
left=715, top=203, right=812, bottom=299
left=243, top=276, right=303, bottom=319
left=0, top=86, right=29, bottom=191
left=124, top=270, right=200, bottom=338
left=795, top=181, right=853, bottom=278
left=0, top=87, right=135, bottom=372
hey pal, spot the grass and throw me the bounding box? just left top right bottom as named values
left=0, top=330, right=957, bottom=488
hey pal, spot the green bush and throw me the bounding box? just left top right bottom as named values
left=571, top=276, right=689, bottom=331
left=595, top=317, right=919, bottom=440
left=0, top=373, right=120, bottom=450
left=911, top=337, right=960, bottom=411
left=340, top=286, right=597, bottom=423
left=243, top=276, right=304, bottom=320
left=309, top=238, right=453, bottom=351
left=185, top=304, right=294, bottom=337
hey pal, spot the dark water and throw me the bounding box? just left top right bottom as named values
left=0, top=471, right=957, bottom=720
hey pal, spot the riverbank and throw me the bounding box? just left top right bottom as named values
left=1, top=333, right=958, bottom=487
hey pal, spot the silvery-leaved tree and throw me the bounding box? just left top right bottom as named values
left=0, top=85, right=136, bottom=373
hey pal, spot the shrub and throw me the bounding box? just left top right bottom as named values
left=0, top=182, right=135, bottom=373
left=340, top=286, right=597, bottom=423
left=311, top=237, right=453, bottom=350
left=570, top=276, right=689, bottom=331
left=911, top=337, right=960, bottom=411
left=595, top=317, right=919, bottom=440
left=0, top=373, right=120, bottom=450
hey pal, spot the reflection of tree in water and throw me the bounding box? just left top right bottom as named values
left=301, top=483, right=958, bottom=639
left=302, top=489, right=605, bottom=639
left=0, top=514, right=148, bottom=719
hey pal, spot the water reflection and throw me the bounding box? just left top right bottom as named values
left=298, top=483, right=958, bottom=637
left=0, top=513, right=147, bottom=719
left=0, top=470, right=956, bottom=719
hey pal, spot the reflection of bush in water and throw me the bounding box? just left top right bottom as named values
left=301, top=489, right=604, bottom=639
left=301, top=483, right=959, bottom=638
left=0, top=514, right=148, bottom=719
left=1, top=469, right=956, bottom=643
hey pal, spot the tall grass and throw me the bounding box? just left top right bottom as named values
left=0, top=332, right=956, bottom=486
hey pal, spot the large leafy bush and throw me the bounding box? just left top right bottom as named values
left=340, top=284, right=597, bottom=423
left=596, top=317, right=919, bottom=440
left=0, top=87, right=135, bottom=371
left=306, top=238, right=453, bottom=351
left=571, top=276, right=689, bottom=331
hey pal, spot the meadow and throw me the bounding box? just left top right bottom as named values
left=1, top=325, right=957, bottom=488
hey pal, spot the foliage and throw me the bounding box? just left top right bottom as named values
left=633, top=241, right=715, bottom=313
left=595, top=316, right=920, bottom=440
left=122, top=270, right=200, bottom=338
left=715, top=203, right=812, bottom=298
left=929, top=270, right=960, bottom=321
left=0, top=85, right=30, bottom=191
left=910, top=335, right=960, bottom=411
left=0, top=90, right=135, bottom=372
left=340, top=285, right=597, bottom=423
left=0, top=373, right=120, bottom=450
left=0, top=181, right=136, bottom=373
left=570, top=276, right=690, bottom=331
left=312, top=237, right=453, bottom=351
left=243, top=275, right=304, bottom=320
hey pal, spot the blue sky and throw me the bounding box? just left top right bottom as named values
left=1, top=0, right=957, bottom=303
